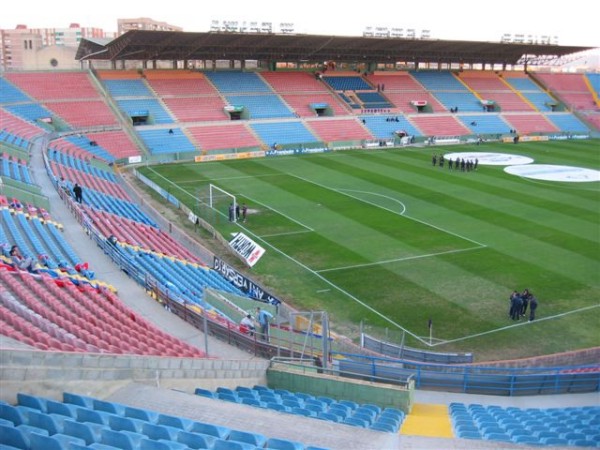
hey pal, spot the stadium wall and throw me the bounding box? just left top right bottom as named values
left=0, top=348, right=269, bottom=404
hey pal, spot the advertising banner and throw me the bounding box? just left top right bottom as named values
left=229, top=232, right=265, bottom=267
left=213, top=256, right=281, bottom=305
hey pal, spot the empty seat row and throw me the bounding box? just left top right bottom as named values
left=195, top=386, right=404, bottom=433
left=0, top=392, right=330, bottom=450
left=450, top=402, right=600, bottom=446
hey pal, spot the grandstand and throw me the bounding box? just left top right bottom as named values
left=1, top=28, right=599, bottom=450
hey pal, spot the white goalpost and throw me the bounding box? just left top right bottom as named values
left=208, top=183, right=238, bottom=222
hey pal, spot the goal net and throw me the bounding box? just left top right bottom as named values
left=197, top=183, right=237, bottom=224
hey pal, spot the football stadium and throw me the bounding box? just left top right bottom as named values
left=0, top=16, right=599, bottom=450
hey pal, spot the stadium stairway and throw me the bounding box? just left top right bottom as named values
left=400, top=403, right=454, bottom=438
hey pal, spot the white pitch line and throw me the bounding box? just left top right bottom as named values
left=178, top=173, right=282, bottom=184
left=428, top=304, right=600, bottom=348
left=144, top=166, right=198, bottom=202
left=259, top=230, right=314, bottom=238
left=240, top=193, right=314, bottom=232
left=230, top=221, right=430, bottom=346
left=316, top=246, right=486, bottom=273
left=336, top=188, right=407, bottom=215
left=288, top=173, right=487, bottom=247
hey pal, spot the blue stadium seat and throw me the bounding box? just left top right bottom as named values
left=194, top=388, right=215, bottom=399
left=212, top=438, right=256, bottom=450
left=483, top=432, right=511, bottom=442
left=228, top=429, right=267, bottom=447
left=139, top=438, right=190, bottom=450
left=246, top=398, right=268, bottom=408
left=259, top=394, right=280, bottom=404
left=265, top=403, right=289, bottom=413
left=569, top=439, right=597, bottom=447
left=304, top=404, right=325, bottom=415
left=327, top=404, right=350, bottom=419
left=108, top=415, right=145, bottom=433
left=455, top=429, right=481, bottom=440
left=343, top=416, right=369, bottom=428
left=338, top=400, right=358, bottom=411
left=176, top=429, right=216, bottom=449
left=156, top=413, right=193, bottom=430
left=237, top=392, right=259, bottom=402
left=266, top=437, right=304, bottom=450
left=26, top=410, right=63, bottom=435
left=217, top=393, right=239, bottom=403
left=351, top=411, right=374, bottom=425
left=100, top=428, right=138, bottom=450
left=124, top=406, right=158, bottom=423
left=72, top=443, right=116, bottom=450
left=0, top=424, right=29, bottom=450
left=0, top=404, right=27, bottom=426
left=63, top=393, right=93, bottom=409
left=316, top=396, right=335, bottom=406
left=316, top=412, right=341, bottom=423
left=373, top=418, right=399, bottom=432
left=354, top=407, right=376, bottom=419
left=541, top=437, right=569, bottom=446
left=16, top=394, right=47, bottom=413
left=46, top=401, right=77, bottom=419
left=0, top=417, right=15, bottom=427
left=29, top=432, right=85, bottom=450
left=141, top=422, right=179, bottom=441
left=252, top=385, right=272, bottom=393
left=370, top=422, right=396, bottom=433
left=188, top=421, right=231, bottom=439
left=234, top=387, right=254, bottom=395
left=76, top=407, right=111, bottom=426
left=360, top=404, right=382, bottom=416
left=62, top=419, right=103, bottom=445
left=273, top=389, right=291, bottom=397
left=563, top=432, right=587, bottom=442
left=290, top=407, right=315, bottom=417
left=93, top=399, right=125, bottom=416
left=282, top=399, right=302, bottom=409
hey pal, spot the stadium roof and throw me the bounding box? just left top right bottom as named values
left=76, top=30, right=595, bottom=66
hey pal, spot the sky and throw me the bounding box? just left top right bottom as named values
left=2, top=0, right=599, bottom=48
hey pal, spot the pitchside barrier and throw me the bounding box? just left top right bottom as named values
left=361, top=333, right=473, bottom=364
left=333, top=352, right=600, bottom=396
left=148, top=282, right=600, bottom=396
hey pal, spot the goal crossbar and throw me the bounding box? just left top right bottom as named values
left=209, top=184, right=238, bottom=222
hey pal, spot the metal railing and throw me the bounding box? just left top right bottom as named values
left=332, top=352, right=600, bottom=396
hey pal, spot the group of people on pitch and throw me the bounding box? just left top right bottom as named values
left=509, top=288, right=538, bottom=321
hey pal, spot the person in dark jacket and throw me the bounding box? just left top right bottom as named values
left=529, top=296, right=538, bottom=322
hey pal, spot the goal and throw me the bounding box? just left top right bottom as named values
left=197, top=183, right=238, bottom=223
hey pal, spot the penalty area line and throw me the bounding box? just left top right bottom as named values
left=288, top=173, right=487, bottom=248
left=428, top=304, right=600, bottom=348
left=229, top=222, right=431, bottom=347
left=240, top=193, right=314, bottom=233
left=316, top=245, right=487, bottom=273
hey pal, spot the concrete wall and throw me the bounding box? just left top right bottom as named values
left=266, top=365, right=414, bottom=413
left=0, top=349, right=269, bottom=403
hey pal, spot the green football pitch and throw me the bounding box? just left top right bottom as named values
left=138, top=139, right=600, bottom=361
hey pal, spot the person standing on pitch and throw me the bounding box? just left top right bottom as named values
left=529, top=296, right=538, bottom=322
